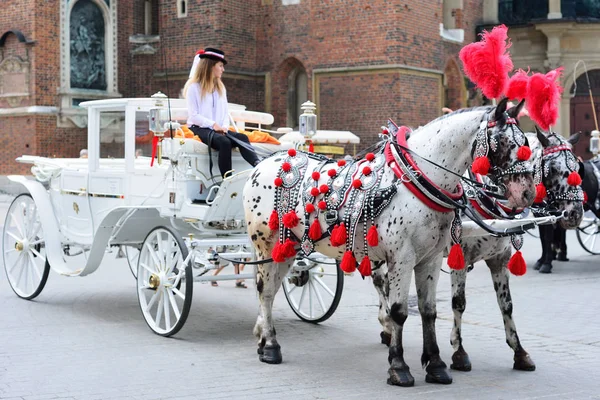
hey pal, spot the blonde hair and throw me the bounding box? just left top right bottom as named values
left=183, top=58, right=225, bottom=99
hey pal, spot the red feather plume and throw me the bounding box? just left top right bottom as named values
left=459, top=24, right=513, bottom=100
left=506, top=69, right=530, bottom=100
left=525, top=67, right=564, bottom=131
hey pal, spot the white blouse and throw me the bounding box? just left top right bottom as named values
left=186, top=83, right=229, bottom=129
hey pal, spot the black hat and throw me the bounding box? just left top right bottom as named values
left=197, top=47, right=227, bottom=65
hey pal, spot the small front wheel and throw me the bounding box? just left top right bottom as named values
left=282, top=256, right=344, bottom=323
left=137, top=227, right=192, bottom=337
left=2, top=194, right=50, bottom=300
left=576, top=217, right=600, bottom=255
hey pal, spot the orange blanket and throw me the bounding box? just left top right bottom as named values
left=136, top=126, right=281, bottom=145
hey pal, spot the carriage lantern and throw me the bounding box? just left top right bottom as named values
left=149, top=92, right=170, bottom=164
left=590, top=130, right=600, bottom=156
left=299, top=101, right=317, bottom=138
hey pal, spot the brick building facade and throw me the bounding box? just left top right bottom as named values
left=0, top=0, right=483, bottom=174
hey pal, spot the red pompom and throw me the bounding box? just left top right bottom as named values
left=282, top=238, right=297, bottom=258
left=584, top=191, right=589, bottom=204
left=358, top=256, right=372, bottom=277
left=471, top=156, right=491, bottom=175
left=330, top=223, right=347, bottom=247
left=340, top=251, right=357, bottom=273
left=305, top=203, right=315, bottom=213
left=567, top=171, right=582, bottom=186
left=517, top=146, right=532, bottom=161
left=382, top=128, right=389, bottom=135
left=272, top=242, right=285, bottom=262
left=367, top=225, right=379, bottom=246
left=268, top=210, right=279, bottom=231
left=525, top=67, right=563, bottom=131
left=363, top=166, right=372, bottom=175
left=310, top=187, right=320, bottom=197
left=318, top=200, right=327, bottom=210
left=288, top=148, right=297, bottom=157
left=282, top=210, right=299, bottom=228
left=365, top=153, right=375, bottom=162
left=459, top=24, right=513, bottom=100
left=507, top=250, right=526, bottom=276
left=506, top=69, right=530, bottom=100
left=534, top=183, right=547, bottom=204
left=281, top=162, right=291, bottom=172
left=447, top=243, right=465, bottom=270
left=328, top=169, right=337, bottom=177
left=337, top=160, right=346, bottom=167
left=312, top=171, right=321, bottom=180
left=352, top=179, right=362, bottom=189
left=308, top=218, right=322, bottom=240
left=274, top=177, right=283, bottom=187
left=319, top=184, right=329, bottom=194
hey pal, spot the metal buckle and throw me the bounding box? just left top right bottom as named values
left=325, top=210, right=338, bottom=225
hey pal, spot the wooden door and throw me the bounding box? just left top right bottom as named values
left=570, top=69, right=600, bottom=159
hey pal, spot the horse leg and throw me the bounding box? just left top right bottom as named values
left=486, top=252, right=536, bottom=371
left=253, top=257, right=293, bottom=364
left=386, top=262, right=415, bottom=387
left=538, top=225, right=554, bottom=273
left=415, top=262, right=452, bottom=384
left=449, top=267, right=471, bottom=371
left=372, top=262, right=392, bottom=346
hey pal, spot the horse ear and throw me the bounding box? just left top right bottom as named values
left=536, top=126, right=551, bottom=147
left=507, top=99, right=526, bottom=120
left=568, top=131, right=581, bottom=145
left=493, top=97, right=509, bottom=121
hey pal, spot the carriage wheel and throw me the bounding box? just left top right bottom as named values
left=2, top=194, right=50, bottom=300
left=282, top=256, right=344, bottom=323
left=576, top=217, right=600, bottom=255
left=136, top=227, right=192, bottom=337
left=125, top=246, right=140, bottom=278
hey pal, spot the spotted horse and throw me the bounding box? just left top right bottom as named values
left=242, top=98, right=536, bottom=387
left=374, top=127, right=584, bottom=373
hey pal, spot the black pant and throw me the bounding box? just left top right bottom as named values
left=189, top=126, right=260, bottom=178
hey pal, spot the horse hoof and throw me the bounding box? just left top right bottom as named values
left=533, top=261, right=542, bottom=270
left=450, top=348, right=472, bottom=372
left=557, top=255, right=569, bottom=262
left=387, top=367, right=415, bottom=387
left=425, top=363, right=453, bottom=384
left=258, top=344, right=282, bottom=364
left=539, top=263, right=553, bottom=274
left=514, top=352, right=536, bottom=371
left=380, top=331, right=391, bottom=347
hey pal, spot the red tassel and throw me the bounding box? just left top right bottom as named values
left=507, top=250, right=526, bottom=276
left=340, top=251, right=357, bottom=273
left=534, top=183, right=547, bottom=204
left=282, top=238, right=297, bottom=258
left=367, top=225, right=379, bottom=246
left=282, top=210, right=299, bottom=228
left=358, top=256, right=372, bottom=277
left=308, top=218, right=322, bottom=240
left=150, top=136, right=159, bottom=167
left=330, top=223, right=347, bottom=247
left=471, top=156, right=491, bottom=175
left=567, top=171, right=582, bottom=186
left=268, top=210, right=279, bottom=231
left=517, top=146, right=532, bottom=161
left=447, top=243, right=465, bottom=270
left=272, top=242, right=285, bottom=262
left=309, top=141, right=314, bottom=153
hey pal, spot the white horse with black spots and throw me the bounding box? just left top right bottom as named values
left=374, top=127, right=585, bottom=374
left=242, top=98, right=535, bottom=387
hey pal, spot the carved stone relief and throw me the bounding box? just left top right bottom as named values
left=0, top=56, right=30, bottom=107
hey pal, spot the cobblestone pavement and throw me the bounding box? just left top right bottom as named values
left=1, top=191, right=600, bottom=399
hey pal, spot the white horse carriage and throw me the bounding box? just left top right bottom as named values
left=2, top=93, right=346, bottom=336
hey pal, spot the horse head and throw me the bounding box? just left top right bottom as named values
left=534, top=127, right=585, bottom=229
left=474, top=98, right=536, bottom=208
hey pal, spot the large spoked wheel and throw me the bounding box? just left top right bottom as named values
left=125, top=246, right=140, bottom=278
left=282, top=256, right=344, bottom=323
left=2, top=194, right=50, bottom=300
left=137, top=227, right=192, bottom=337
left=576, top=216, right=600, bottom=255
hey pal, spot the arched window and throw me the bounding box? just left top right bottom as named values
left=287, top=67, right=308, bottom=129
left=69, top=0, right=106, bottom=90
